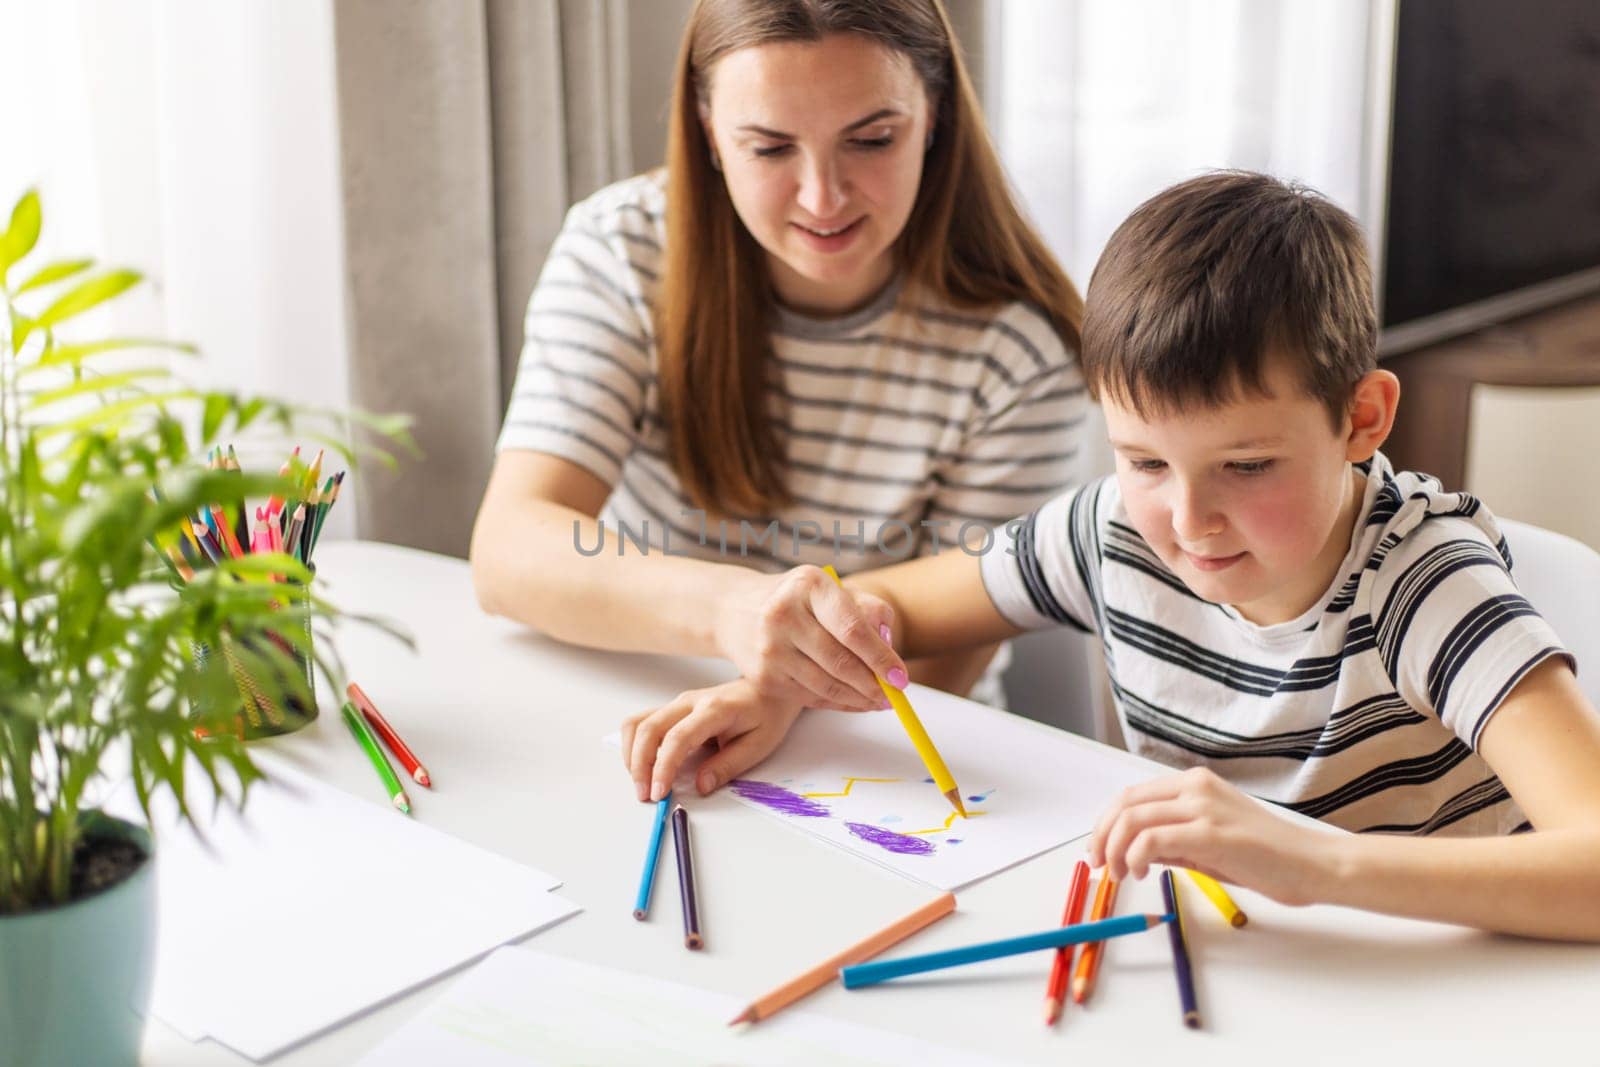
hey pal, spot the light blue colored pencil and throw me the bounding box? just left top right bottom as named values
left=632, top=793, right=673, bottom=920
left=840, top=912, right=1172, bottom=989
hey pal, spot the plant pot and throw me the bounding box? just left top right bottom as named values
left=0, top=813, right=157, bottom=1067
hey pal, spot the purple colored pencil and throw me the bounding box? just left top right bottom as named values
left=671, top=804, right=702, bottom=950
left=1160, top=868, right=1201, bottom=1028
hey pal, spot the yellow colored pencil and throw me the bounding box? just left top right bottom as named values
left=821, top=565, right=966, bottom=817
left=302, top=448, right=324, bottom=500
left=1185, top=869, right=1247, bottom=928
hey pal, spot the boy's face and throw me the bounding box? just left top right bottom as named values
left=1103, top=355, right=1364, bottom=626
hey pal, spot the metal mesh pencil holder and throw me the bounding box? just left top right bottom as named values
left=191, top=565, right=318, bottom=740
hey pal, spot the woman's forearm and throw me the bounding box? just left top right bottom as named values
left=1319, top=828, right=1600, bottom=941
left=469, top=494, right=762, bottom=658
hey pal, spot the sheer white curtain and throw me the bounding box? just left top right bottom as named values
left=992, top=0, right=1381, bottom=289
left=0, top=0, right=648, bottom=554
left=0, top=0, right=357, bottom=539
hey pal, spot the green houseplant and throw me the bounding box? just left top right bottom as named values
left=0, top=188, right=413, bottom=1064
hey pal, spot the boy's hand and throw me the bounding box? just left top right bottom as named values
left=1087, top=767, right=1336, bottom=907
left=621, top=678, right=815, bottom=802
left=713, top=565, right=904, bottom=713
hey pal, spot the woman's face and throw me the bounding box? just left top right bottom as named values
left=702, top=33, right=933, bottom=316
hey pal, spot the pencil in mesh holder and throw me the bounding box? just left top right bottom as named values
left=192, top=570, right=318, bottom=740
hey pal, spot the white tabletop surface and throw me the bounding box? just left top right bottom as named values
left=140, top=541, right=1600, bottom=1066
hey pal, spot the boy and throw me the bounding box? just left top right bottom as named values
left=622, top=172, right=1600, bottom=939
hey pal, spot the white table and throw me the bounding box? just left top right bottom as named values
left=142, top=541, right=1600, bottom=1065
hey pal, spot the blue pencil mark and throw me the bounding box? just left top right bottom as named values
left=923, top=777, right=935, bottom=784
left=966, top=789, right=995, bottom=803
left=878, top=815, right=902, bottom=824
left=730, top=779, right=831, bottom=818
left=946, top=839, right=962, bottom=845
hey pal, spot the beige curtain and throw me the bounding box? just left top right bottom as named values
left=327, top=0, right=982, bottom=557
left=329, top=0, right=637, bottom=557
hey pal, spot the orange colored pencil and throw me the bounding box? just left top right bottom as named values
left=727, top=893, right=956, bottom=1025
left=163, top=543, right=195, bottom=582
left=1070, top=874, right=1120, bottom=1004
left=347, top=681, right=431, bottom=787
left=209, top=504, right=244, bottom=559
left=1044, top=860, right=1091, bottom=1024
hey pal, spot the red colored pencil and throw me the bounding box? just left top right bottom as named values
left=347, top=681, right=431, bottom=787
left=1044, top=859, right=1092, bottom=1024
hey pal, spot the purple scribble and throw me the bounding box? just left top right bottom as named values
left=730, top=779, right=831, bottom=818
left=846, top=821, right=935, bottom=856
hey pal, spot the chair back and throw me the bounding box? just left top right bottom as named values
left=1500, top=517, right=1600, bottom=708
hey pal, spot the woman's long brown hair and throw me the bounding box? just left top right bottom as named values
left=658, top=0, right=1083, bottom=517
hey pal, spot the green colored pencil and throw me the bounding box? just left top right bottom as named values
left=308, top=474, right=335, bottom=558
left=340, top=700, right=411, bottom=813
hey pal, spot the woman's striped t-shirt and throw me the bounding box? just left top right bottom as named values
left=496, top=172, right=1086, bottom=576
left=979, top=453, right=1573, bottom=836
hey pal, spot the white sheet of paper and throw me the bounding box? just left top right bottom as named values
left=356, top=946, right=1022, bottom=1067
left=607, top=683, right=1162, bottom=891
left=114, top=756, right=581, bottom=1061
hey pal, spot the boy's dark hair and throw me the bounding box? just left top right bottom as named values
left=1080, top=170, right=1377, bottom=427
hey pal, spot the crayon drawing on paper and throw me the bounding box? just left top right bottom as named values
left=712, top=684, right=1162, bottom=890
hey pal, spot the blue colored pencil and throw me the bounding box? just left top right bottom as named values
left=632, top=793, right=672, bottom=920
left=840, top=912, right=1172, bottom=989
left=1161, top=869, right=1201, bottom=1028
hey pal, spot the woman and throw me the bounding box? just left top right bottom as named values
left=471, top=0, right=1086, bottom=793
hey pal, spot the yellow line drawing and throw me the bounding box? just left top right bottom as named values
left=905, top=810, right=988, bottom=835
left=801, top=776, right=901, bottom=798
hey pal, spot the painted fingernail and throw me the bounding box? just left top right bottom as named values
left=877, top=698, right=891, bottom=710
left=887, top=667, right=909, bottom=689
left=879, top=623, right=893, bottom=645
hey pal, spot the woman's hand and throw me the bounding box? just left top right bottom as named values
left=1087, top=767, right=1337, bottom=907
left=714, top=565, right=906, bottom=712
left=621, top=678, right=814, bottom=802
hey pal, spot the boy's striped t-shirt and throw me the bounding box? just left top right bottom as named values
left=495, top=171, right=1087, bottom=575
left=979, top=453, right=1572, bottom=836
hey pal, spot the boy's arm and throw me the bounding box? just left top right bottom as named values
left=1091, top=658, right=1600, bottom=940
left=851, top=488, right=1103, bottom=693
left=854, top=549, right=1014, bottom=696
left=847, top=548, right=1024, bottom=659
left=903, top=644, right=1002, bottom=697
left=1320, top=657, right=1600, bottom=938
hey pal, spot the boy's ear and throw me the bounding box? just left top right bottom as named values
left=1344, top=369, right=1401, bottom=463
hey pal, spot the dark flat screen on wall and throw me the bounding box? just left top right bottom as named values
left=1383, top=0, right=1600, bottom=331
